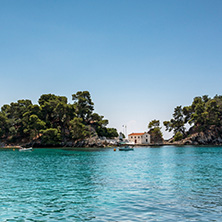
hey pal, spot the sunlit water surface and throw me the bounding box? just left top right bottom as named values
left=0, top=146, right=222, bottom=221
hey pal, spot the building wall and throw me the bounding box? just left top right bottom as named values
left=141, top=133, right=150, bottom=144
left=128, top=133, right=150, bottom=144
left=128, top=135, right=142, bottom=144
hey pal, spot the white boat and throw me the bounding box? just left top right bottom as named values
left=19, top=147, right=33, bottom=151
left=119, top=145, right=134, bottom=151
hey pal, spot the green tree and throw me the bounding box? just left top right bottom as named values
left=164, top=106, right=185, bottom=137
left=174, top=132, right=183, bottom=141
left=1, top=100, right=33, bottom=141
left=72, top=91, right=94, bottom=124
left=70, top=117, right=90, bottom=140
left=206, top=99, right=219, bottom=126
left=28, top=114, right=46, bottom=139
left=54, top=102, right=72, bottom=141
left=0, top=113, right=8, bottom=138
left=40, top=128, right=61, bottom=145
left=38, top=94, right=68, bottom=129
left=90, top=113, right=109, bottom=137
left=105, top=128, right=118, bottom=138
left=148, top=119, right=160, bottom=129
left=148, top=119, right=163, bottom=144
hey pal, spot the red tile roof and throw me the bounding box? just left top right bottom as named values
left=128, top=133, right=145, bottom=136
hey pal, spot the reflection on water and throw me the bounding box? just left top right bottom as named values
left=0, top=146, right=222, bottom=221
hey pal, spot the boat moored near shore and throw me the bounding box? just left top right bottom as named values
left=19, top=147, right=33, bottom=151
left=119, top=145, right=134, bottom=151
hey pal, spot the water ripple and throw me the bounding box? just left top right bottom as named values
left=0, top=147, right=222, bottom=221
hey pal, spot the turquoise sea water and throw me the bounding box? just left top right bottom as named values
left=0, top=146, right=222, bottom=221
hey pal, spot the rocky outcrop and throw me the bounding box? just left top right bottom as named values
left=30, top=137, right=118, bottom=148
left=176, top=126, right=222, bottom=145
left=72, top=138, right=105, bottom=147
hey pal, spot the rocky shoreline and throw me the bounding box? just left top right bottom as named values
left=2, top=129, right=222, bottom=149
left=170, top=128, right=222, bottom=146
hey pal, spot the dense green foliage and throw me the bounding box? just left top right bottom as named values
left=163, top=106, right=185, bottom=137
left=148, top=119, right=163, bottom=144
left=0, top=91, right=118, bottom=145
left=164, top=95, right=222, bottom=140
left=173, top=132, right=183, bottom=141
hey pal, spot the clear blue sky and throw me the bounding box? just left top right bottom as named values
left=1, top=0, right=222, bottom=139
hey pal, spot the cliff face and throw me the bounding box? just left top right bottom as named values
left=179, top=126, right=222, bottom=145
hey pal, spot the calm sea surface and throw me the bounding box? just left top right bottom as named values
left=0, top=146, right=222, bottom=221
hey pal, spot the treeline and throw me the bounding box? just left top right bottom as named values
left=0, top=91, right=118, bottom=145
left=164, top=95, right=222, bottom=141
left=146, top=95, right=222, bottom=144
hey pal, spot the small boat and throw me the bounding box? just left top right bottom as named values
left=119, top=145, right=134, bottom=151
left=19, top=147, right=33, bottom=152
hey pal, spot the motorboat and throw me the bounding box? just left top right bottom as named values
left=19, top=147, right=33, bottom=151
left=119, top=145, right=134, bottom=151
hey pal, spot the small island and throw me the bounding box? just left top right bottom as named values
left=0, top=91, right=118, bottom=148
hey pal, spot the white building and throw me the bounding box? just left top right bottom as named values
left=128, top=132, right=150, bottom=144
